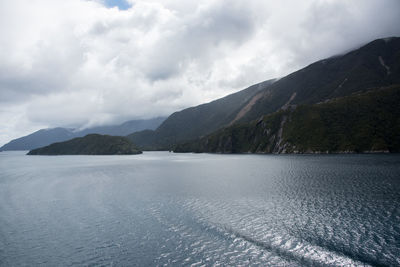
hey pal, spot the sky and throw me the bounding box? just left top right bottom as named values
left=1, top=0, right=400, bottom=146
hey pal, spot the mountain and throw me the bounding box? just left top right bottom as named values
left=0, top=117, right=165, bottom=151
left=0, top=128, right=76, bottom=152
left=128, top=37, right=400, bottom=150
left=77, top=117, right=166, bottom=136
left=174, top=85, right=400, bottom=153
left=127, top=80, right=275, bottom=149
left=27, top=134, right=142, bottom=155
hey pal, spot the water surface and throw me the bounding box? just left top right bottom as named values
left=0, top=151, right=399, bottom=266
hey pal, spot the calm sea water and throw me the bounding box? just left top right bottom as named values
left=0, top=151, right=399, bottom=266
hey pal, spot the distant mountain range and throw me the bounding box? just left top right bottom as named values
left=128, top=37, right=400, bottom=152
left=1, top=117, right=165, bottom=151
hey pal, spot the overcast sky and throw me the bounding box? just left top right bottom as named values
left=1, top=0, right=400, bottom=146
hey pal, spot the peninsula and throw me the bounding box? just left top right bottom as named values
left=27, top=134, right=142, bottom=155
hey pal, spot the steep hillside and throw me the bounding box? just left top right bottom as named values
left=27, top=134, right=142, bottom=155
left=236, top=37, right=400, bottom=123
left=174, top=85, right=400, bottom=153
left=127, top=79, right=275, bottom=149
left=129, top=37, right=400, bottom=150
left=1, top=117, right=165, bottom=151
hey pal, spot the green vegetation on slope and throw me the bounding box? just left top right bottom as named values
left=282, top=86, right=400, bottom=153
left=174, top=85, right=400, bottom=153
left=28, top=134, right=142, bottom=155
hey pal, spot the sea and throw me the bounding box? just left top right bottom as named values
left=0, top=151, right=399, bottom=266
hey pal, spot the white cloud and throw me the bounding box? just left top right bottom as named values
left=1, top=0, right=400, bottom=145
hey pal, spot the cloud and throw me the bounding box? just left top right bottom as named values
left=1, top=0, right=400, bottom=145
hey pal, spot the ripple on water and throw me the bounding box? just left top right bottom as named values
left=0, top=152, right=399, bottom=266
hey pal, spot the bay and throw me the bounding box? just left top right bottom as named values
left=0, top=151, right=399, bottom=266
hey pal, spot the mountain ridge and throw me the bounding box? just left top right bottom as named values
left=1, top=117, right=165, bottom=151
left=127, top=79, right=276, bottom=149
left=128, top=37, right=400, bottom=150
